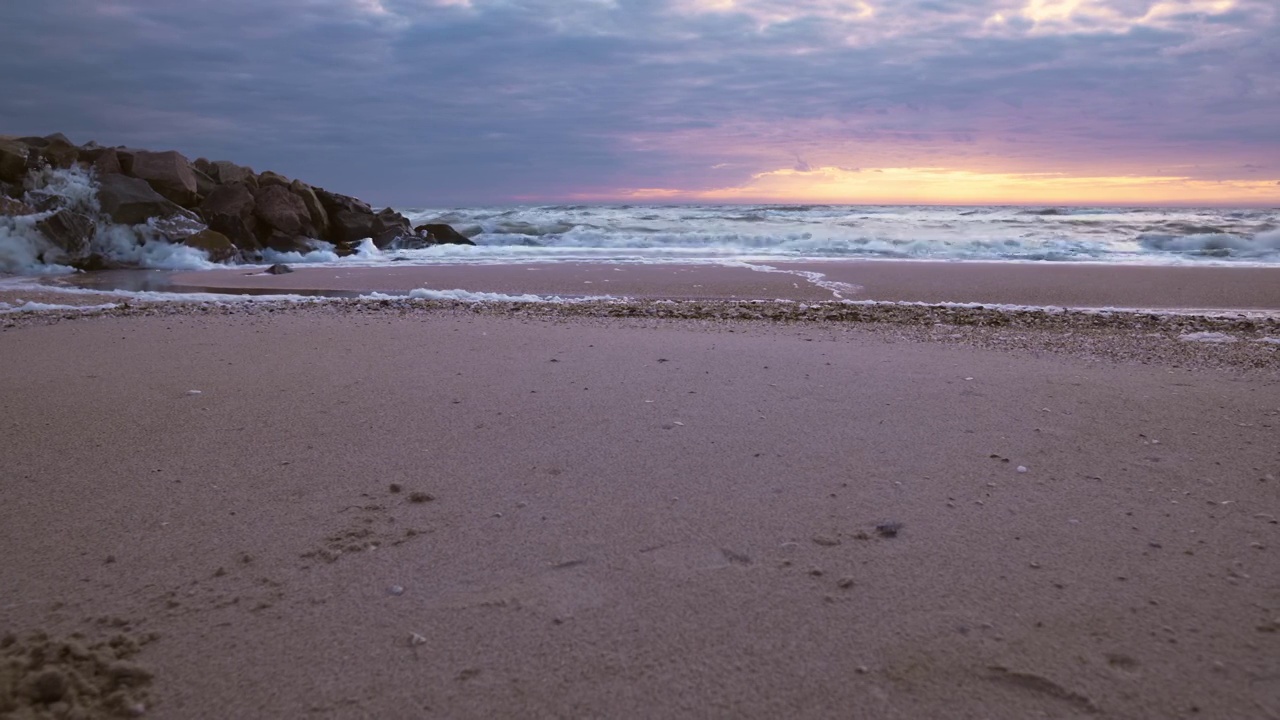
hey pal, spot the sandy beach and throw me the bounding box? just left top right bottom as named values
left=165, top=261, right=1280, bottom=311
left=2, top=300, right=1277, bottom=719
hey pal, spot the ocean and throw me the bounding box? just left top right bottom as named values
left=389, top=204, right=1280, bottom=266
left=3, top=178, right=1280, bottom=275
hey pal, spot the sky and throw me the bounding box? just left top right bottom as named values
left=1, top=0, right=1278, bottom=206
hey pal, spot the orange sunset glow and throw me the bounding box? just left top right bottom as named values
left=597, top=166, right=1280, bottom=206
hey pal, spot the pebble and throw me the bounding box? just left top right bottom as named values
left=875, top=522, right=902, bottom=538
left=1016, top=466, right=1028, bottom=473
left=185, top=389, right=202, bottom=396
left=388, top=585, right=405, bottom=596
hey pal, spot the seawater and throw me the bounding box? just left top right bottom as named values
left=398, top=204, right=1280, bottom=266
left=3, top=169, right=1279, bottom=275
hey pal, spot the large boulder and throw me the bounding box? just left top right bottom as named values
left=149, top=213, right=207, bottom=242
left=192, top=167, right=216, bottom=200
left=207, top=214, right=260, bottom=251
left=199, top=183, right=259, bottom=250
left=252, top=184, right=313, bottom=239
left=257, top=170, right=290, bottom=188
left=289, top=180, right=330, bottom=240
left=0, top=196, right=36, bottom=216
left=114, top=148, right=145, bottom=175
left=96, top=173, right=188, bottom=225
left=414, top=223, right=475, bottom=246
left=37, top=133, right=79, bottom=169
left=36, top=210, right=94, bottom=259
left=263, top=230, right=314, bottom=254
left=0, top=139, right=28, bottom=183
left=70, top=254, right=131, bottom=272
left=370, top=208, right=412, bottom=249
left=182, top=229, right=237, bottom=263
left=128, top=150, right=198, bottom=207
left=208, top=160, right=255, bottom=186
left=91, top=149, right=123, bottom=176
left=324, top=207, right=375, bottom=244
left=314, top=188, right=411, bottom=247
left=315, top=188, right=371, bottom=215
left=201, top=182, right=255, bottom=221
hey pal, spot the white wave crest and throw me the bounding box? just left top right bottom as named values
left=404, top=288, right=553, bottom=302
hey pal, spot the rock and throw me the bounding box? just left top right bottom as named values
left=371, top=208, right=412, bottom=249
left=265, top=263, right=293, bottom=275
left=128, top=150, right=199, bottom=207
left=201, top=182, right=255, bottom=221
left=257, top=170, right=291, bottom=188
left=208, top=214, right=261, bottom=252
left=148, top=212, right=207, bottom=242
left=414, top=223, right=475, bottom=246
left=252, top=184, right=314, bottom=239
left=289, top=180, right=330, bottom=240
left=0, top=139, right=29, bottom=183
left=113, top=147, right=145, bottom=175
left=315, top=187, right=372, bottom=215
left=333, top=241, right=362, bottom=257
left=91, top=148, right=123, bottom=176
left=37, top=133, right=79, bottom=168
left=182, top=229, right=237, bottom=263
left=192, top=168, right=217, bottom=200
left=0, top=196, right=36, bottom=216
left=96, top=173, right=187, bottom=225
left=326, top=206, right=377, bottom=244
left=35, top=210, right=94, bottom=259
left=263, top=230, right=313, bottom=254
left=70, top=253, right=127, bottom=272
left=875, top=522, right=902, bottom=538
left=314, top=188, right=378, bottom=244
left=199, top=183, right=259, bottom=249
left=77, top=143, right=110, bottom=163
left=208, top=160, right=255, bottom=186
left=192, top=157, right=214, bottom=175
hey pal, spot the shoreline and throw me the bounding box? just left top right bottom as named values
left=157, top=260, right=1280, bottom=312
left=3, top=295, right=1277, bottom=374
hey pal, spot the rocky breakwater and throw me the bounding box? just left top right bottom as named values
left=0, top=133, right=473, bottom=272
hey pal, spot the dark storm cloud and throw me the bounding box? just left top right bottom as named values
left=0, top=0, right=1275, bottom=204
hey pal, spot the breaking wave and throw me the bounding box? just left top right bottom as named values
left=3, top=172, right=1279, bottom=275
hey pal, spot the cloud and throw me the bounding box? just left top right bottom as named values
left=0, top=0, right=1275, bottom=204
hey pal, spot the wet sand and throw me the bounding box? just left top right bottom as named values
left=166, top=261, right=1280, bottom=310
left=1, top=305, right=1278, bottom=718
